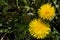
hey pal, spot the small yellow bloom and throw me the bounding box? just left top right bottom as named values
left=29, top=19, right=51, bottom=39
left=38, top=3, right=55, bottom=20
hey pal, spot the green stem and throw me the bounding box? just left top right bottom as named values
left=16, top=0, right=18, bottom=7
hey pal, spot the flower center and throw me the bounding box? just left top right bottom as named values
left=45, top=12, right=49, bottom=14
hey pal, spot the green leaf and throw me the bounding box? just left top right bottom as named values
left=0, top=0, right=8, bottom=5
left=15, top=23, right=29, bottom=40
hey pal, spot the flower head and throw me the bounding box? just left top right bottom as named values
left=29, top=19, right=51, bottom=39
left=38, top=3, right=55, bottom=20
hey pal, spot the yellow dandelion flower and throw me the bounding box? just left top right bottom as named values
left=29, top=19, right=51, bottom=39
left=38, top=3, right=55, bottom=20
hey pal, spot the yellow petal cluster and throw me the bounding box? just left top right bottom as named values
left=29, top=19, right=51, bottom=39
left=38, top=3, right=55, bottom=20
